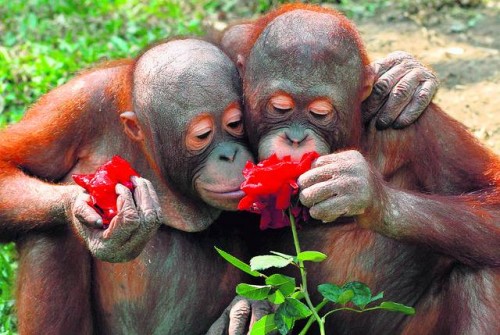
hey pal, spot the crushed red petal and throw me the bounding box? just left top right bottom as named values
left=238, top=152, right=319, bottom=230
left=72, top=156, right=139, bottom=225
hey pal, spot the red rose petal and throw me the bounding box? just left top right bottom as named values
left=238, top=151, right=318, bottom=230
left=72, top=156, right=139, bottom=226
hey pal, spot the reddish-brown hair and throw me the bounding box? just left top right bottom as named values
left=241, top=3, right=370, bottom=66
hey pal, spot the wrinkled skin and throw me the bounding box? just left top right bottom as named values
left=0, top=39, right=260, bottom=334
left=207, top=297, right=275, bottom=335
left=362, top=50, right=438, bottom=129
left=221, top=34, right=437, bottom=132
left=223, top=5, right=499, bottom=334
left=298, top=150, right=378, bottom=223
left=72, top=178, right=163, bottom=262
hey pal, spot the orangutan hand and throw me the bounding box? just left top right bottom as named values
left=363, top=51, right=438, bottom=129
left=298, top=150, right=384, bottom=224
left=71, top=176, right=163, bottom=262
left=206, top=296, right=275, bottom=335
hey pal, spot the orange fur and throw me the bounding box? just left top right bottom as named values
left=240, top=3, right=370, bottom=66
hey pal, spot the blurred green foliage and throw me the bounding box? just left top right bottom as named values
left=0, top=0, right=211, bottom=126
left=0, top=244, right=17, bottom=334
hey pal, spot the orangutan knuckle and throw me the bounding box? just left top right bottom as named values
left=121, top=209, right=140, bottom=223
left=230, top=300, right=251, bottom=319
left=345, top=151, right=364, bottom=167
left=415, top=91, right=432, bottom=108
left=373, top=77, right=391, bottom=97
left=419, top=85, right=433, bottom=96
left=340, top=150, right=359, bottom=162
left=315, top=155, right=332, bottom=166
left=392, top=84, right=412, bottom=101
left=299, top=191, right=313, bottom=208
left=310, top=207, right=327, bottom=222
left=142, top=209, right=157, bottom=223
left=308, top=206, right=320, bottom=219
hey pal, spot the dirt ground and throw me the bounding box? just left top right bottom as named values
left=355, top=4, right=499, bottom=154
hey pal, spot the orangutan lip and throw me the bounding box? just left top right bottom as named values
left=203, top=188, right=245, bottom=197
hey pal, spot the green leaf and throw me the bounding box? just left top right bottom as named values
left=337, top=289, right=355, bottom=305
left=291, top=291, right=305, bottom=300
left=265, top=274, right=296, bottom=296
left=236, top=283, right=271, bottom=301
left=250, top=255, right=293, bottom=271
left=379, top=302, right=416, bottom=315
left=318, top=283, right=343, bottom=303
left=215, top=247, right=262, bottom=277
left=280, top=298, right=312, bottom=319
left=268, top=289, right=286, bottom=305
left=343, top=281, right=372, bottom=309
left=274, top=311, right=294, bottom=335
left=270, top=250, right=297, bottom=264
left=274, top=297, right=313, bottom=334
left=370, top=291, right=384, bottom=303
left=250, top=314, right=277, bottom=335
left=297, top=251, right=327, bottom=262
left=270, top=251, right=295, bottom=260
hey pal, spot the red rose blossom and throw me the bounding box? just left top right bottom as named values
left=238, top=152, right=319, bottom=230
left=72, top=156, right=139, bottom=226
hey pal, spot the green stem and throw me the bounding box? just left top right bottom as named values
left=322, top=306, right=382, bottom=320
left=298, top=300, right=328, bottom=335
left=288, top=210, right=325, bottom=335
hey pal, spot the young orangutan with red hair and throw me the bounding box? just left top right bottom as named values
left=216, top=4, right=499, bottom=334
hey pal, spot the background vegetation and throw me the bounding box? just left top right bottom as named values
left=0, top=0, right=489, bottom=333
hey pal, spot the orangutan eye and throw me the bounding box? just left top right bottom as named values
left=270, top=94, right=294, bottom=114
left=223, top=105, right=244, bottom=137
left=227, top=120, right=242, bottom=129
left=309, top=99, right=334, bottom=121
left=186, top=114, right=214, bottom=151
left=196, top=130, right=212, bottom=140
left=273, top=106, right=292, bottom=113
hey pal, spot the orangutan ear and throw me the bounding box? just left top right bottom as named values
left=360, top=65, right=376, bottom=102
left=120, top=111, right=144, bottom=142
left=220, top=23, right=254, bottom=76
left=236, top=54, right=246, bottom=77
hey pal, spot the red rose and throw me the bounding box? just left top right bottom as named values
left=238, top=152, right=319, bottom=230
left=72, top=156, right=139, bottom=226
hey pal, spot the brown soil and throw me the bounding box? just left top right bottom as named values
left=355, top=4, right=499, bottom=153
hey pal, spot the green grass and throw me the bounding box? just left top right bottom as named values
left=0, top=244, right=17, bottom=334
left=0, top=0, right=212, bottom=126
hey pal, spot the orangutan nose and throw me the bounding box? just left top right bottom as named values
left=285, top=128, right=308, bottom=147
left=218, top=145, right=238, bottom=162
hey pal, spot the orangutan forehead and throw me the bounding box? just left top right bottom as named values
left=132, top=39, right=240, bottom=122
left=134, top=39, right=234, bottom=88
left=254, top=10, right=363, bottom=66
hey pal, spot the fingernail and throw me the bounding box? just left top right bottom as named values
left=115, top=183, right=124, bottom=192
left=95, top=219, right=103, bottom=229
left=131, top=176, right=139, bottom=187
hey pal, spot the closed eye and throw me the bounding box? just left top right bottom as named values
left=273, top=106, right=292, bottom=113
left=227, top=120, right=242, bottom=129
left=196, top=130, right=212, bottom=140
left=270, top=94, right=294, bottom=114
left=223, top=105, right=244, bottom=137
